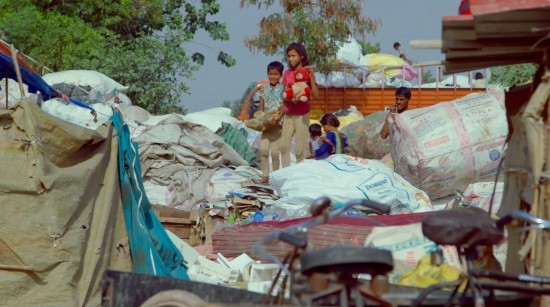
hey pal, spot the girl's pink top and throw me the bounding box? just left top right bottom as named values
left=282, top=69, right=310, bottom=116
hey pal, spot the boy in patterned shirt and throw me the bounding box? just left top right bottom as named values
left=257, top=61, right=285, bottom=183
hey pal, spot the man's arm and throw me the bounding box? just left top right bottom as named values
left=380, top=113, right=390, bottom=139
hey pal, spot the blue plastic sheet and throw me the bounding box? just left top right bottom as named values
left=0, top=48, right=94, bottom=112
left=111, top=112, right=190, bottom=279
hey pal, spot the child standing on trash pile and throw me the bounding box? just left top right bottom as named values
left=280, top=42, right=319, bottom=167
left=307, top=123, right=335, bottom=159
left=257, top=61, right=285, bottom=184
left=308, top=113, right=348, bottom=159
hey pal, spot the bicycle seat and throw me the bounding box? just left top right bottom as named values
left=300, top=246, right=393, bottom=276
left=422, top=207, right=504, bottom=248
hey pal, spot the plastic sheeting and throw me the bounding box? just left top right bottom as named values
left=111, top=112, right=190, bottom=280
left=340, top=111, right=390, bottom=159
left=217, top=122, right=256, bottom=166
left=360, top=53, right=419, bottom=81
left=0, top=99, right=131, bottom=306
left=270, top=154, right=433, bottom=216
left=0, top=44, right=94, bottom=112
left=133, top=114, right=248, bottom=208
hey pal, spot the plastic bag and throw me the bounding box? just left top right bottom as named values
left=340, top=111, right=390, bottom=159
left=397, top=255, right=463, bottom=288
left=244, top=110, right=281, bottom=131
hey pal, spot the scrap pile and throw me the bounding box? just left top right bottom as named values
left=1, top=48, right=514, bottom=300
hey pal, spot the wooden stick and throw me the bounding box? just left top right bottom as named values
left=410, top=39, right=443, bottom=49
left=9, top=44, right=25, bottom=98
left=4, top=70, right=8, bottom=109
left=0, top=264, right=45, bottom=272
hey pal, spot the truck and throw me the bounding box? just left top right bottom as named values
left=237, top=63, right=488, bottom=120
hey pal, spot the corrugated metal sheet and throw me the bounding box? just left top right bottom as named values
left=441, top=0, right=550, bottom=73
left=212, top=213, right=428, bottom=260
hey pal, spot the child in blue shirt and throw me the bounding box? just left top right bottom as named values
left=311, top=113, right=348, bottom=159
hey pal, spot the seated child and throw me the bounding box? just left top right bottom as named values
left=310, top=114, right=348, bottom=159
left=307, top=123, right=329, bottom=155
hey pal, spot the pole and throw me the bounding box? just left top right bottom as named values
left=4, top=68, right=8, bottom=109
left=9, top=44, right=25, bottom=98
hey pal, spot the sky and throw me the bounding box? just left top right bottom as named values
left=181, top=1, right=460, bottom=113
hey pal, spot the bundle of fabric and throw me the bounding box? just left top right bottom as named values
left=340, top=111, right=390, bottom=159
left=134, top=114, right=248, bottom=208
left=217, top=122, right=258, bottom=166
left=360, top=53, right=418, bottom=81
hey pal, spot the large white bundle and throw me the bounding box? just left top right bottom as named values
left=122, top=105, right=151, bottom=123
left=317, top=71, right=362, bottom=88
left=42, top=70, right=127, bottom=103
left=0, top=78, right=30, bottom=109
left=270, top=154, right=433, bottom=216
left=191, top=107, right=232, bottom=117
left=336, top=38, right=362, bottom=66
left=390, top=91, right=508, bottom=199
left=107, top=92, right=132, bottom=110
left=41, top=98, right=113, bottom=130
left=183, top=107, right=240, bottom=133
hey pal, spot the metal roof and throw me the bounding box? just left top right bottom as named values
left=440, top=0, right=550, bottom=73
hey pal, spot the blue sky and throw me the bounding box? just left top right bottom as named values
left=182, top=1, right=460, bottom=112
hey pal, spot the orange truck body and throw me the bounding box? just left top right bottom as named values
left=237, top=82, right=486, bottom=121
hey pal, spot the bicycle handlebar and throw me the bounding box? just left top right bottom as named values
left=495, top=209, right=550, bottom=229
left=253, top=197, right=390, bottom=277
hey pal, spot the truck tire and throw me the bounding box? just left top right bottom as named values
left=140, top=290, right=206, bottom=307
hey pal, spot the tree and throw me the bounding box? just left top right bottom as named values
left=239, top=0, right=379, bottom=71
left=0, top=0, right=236, bottom=115
left=222, top=98, right=244, bottom=117
left=490, top=63, right=538, bottom=87
left=357, top=41, right=380, bottom=55
left=422, top=71, right=436, bottom=84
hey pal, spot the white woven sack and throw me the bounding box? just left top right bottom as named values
left=42, top=70, right=127, bottom=103
left=389, top=91, right=508, bottom=200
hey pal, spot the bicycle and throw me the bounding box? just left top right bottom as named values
left=254, top=196, right=394, bottom=306
left=412, top=206, right=550, bottom=307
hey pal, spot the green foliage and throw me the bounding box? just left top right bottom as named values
left=357, top=40, right=380, bottom=55
left=490, top=63, right=538, bottom=87
left=222, top=98, right=244, bottom=117
left=240, top=0, right=379, bottom=68
left=0, top=0, right=236, bottom=115
left=422, top=70, right=436, bottom=84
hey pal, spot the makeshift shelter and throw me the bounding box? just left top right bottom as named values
left=0, top=44, right=193, bottom=306
left=415, top=1, right=550, bottom=305
left=0, top=99, right=131, bottom=306
left=439, top=0, right=550, bottom=73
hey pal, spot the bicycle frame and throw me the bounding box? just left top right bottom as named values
left=413, top=209, right=550, bottom=307
left=254, top=197, right=391, bottom=305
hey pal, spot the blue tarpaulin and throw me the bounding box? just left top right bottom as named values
left=0, top=44, right=94, bottom=112
left=111, top=112, right=190, bottom=279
